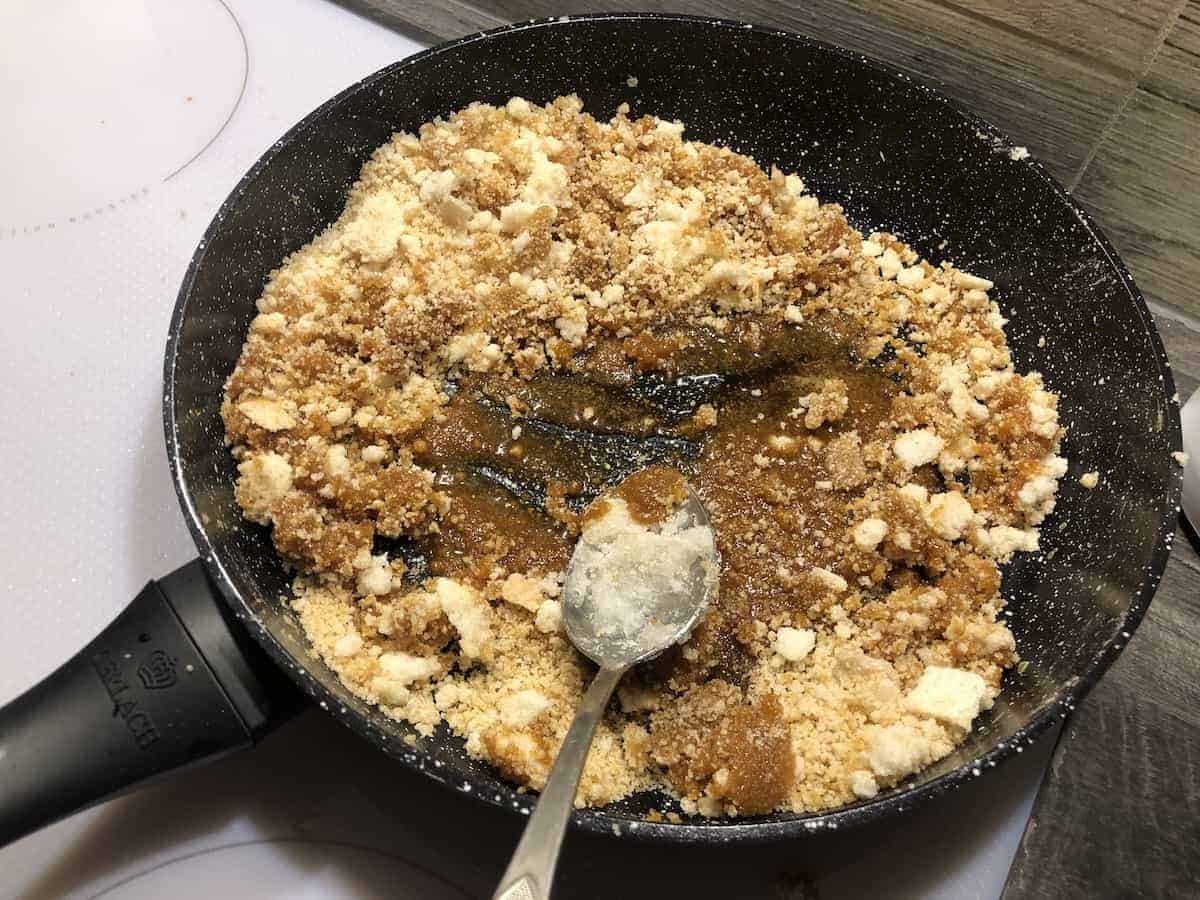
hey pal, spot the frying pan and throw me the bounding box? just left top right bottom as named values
left=0, top=14, right=1182, bottom=848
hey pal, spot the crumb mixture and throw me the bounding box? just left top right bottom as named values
left=222, top=96, right=1066, bottom=817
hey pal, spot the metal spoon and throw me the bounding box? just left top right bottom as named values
left=493, top=482, right=718, bottom=900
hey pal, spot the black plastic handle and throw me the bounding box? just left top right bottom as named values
left=0, top=560, right=302, bottom=847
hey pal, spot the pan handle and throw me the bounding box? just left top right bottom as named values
left=0, top=559, right=302, bottom=847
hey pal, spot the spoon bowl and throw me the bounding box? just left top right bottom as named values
left=562, top=484, right=719, bottom=669
left=495, top=477, right=717, bottom=900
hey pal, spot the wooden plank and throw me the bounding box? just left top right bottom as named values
left=1005, top=656, right=1200, bottom=897
left=1073, top=0, right=1200, bottom=322
left=337, top=0, right=506, bottom=43
left=1144, top=0, right=1200, bottom=108
left=1158, top=314, right=1200, bottom=398
left=1003, top=543, right=1200, bottom=898
left=341, top=0, right=1172, bottom=183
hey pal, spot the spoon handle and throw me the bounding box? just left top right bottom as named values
left=493, top=665, right=625, bottom=900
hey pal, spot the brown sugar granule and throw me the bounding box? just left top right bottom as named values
left=650, top=682, right=795, bottom=816
left=606, top=465, right=688, bottom=526
left=224, top=96, right=1065, bottom=817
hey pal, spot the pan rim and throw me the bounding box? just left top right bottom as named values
left=164, top=11, right=1183, bottom=844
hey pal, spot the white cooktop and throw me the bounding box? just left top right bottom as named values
left=0, top=2, right=1055, bottom=896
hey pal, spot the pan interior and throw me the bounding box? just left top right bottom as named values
left=167, top=15, right=1180, bottom=839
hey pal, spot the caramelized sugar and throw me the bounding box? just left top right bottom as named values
left=607, top=465, right=688, bottom=526
left=397, top=316, right=897, bottom=803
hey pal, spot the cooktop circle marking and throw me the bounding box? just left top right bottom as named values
left=0, top=0, right=247, bottom=233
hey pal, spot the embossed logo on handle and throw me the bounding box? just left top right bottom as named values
left=136, top=650, right=178, bottom=690
left=92, top=651, right=161, bottom=749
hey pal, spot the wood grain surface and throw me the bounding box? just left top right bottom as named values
left=1073, top=1, right=1200, bottom=331
left=334, top=3, right=1200, bottom=895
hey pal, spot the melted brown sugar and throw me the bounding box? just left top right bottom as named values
left=400, top=317, right=897, bottom=812
left=589, top=465, right=687, bottom=527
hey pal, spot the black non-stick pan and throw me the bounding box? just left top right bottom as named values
left=0, top=14, right=1182, bottom=848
